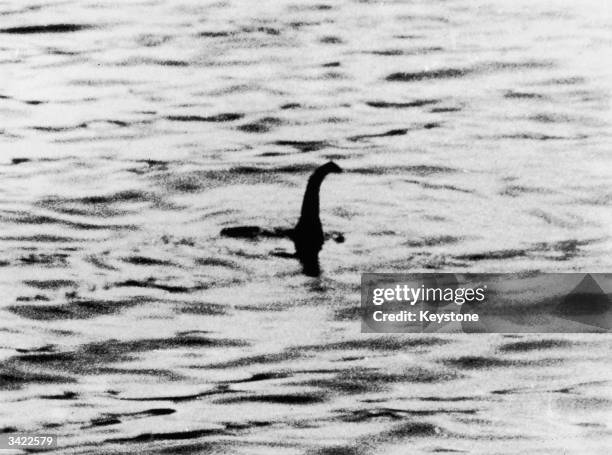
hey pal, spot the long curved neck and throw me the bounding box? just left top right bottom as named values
left=299, top=171, right=326, bottom=225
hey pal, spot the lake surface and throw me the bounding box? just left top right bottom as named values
left=1, top=0, right=611, bottom=453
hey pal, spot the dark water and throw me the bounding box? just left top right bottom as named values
left=1, top=0, right=611, bottom=453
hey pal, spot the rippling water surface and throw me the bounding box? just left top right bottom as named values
left=1, top=0, right=611, bottom=453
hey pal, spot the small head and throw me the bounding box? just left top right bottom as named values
left=319, top=161, right=343, bottom=175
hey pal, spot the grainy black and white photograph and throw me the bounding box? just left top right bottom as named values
left=1, top=0, right=611, bottom=453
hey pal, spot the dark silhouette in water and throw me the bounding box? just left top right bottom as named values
left=220, top=161, right=343, bottom=276
left=292, top=161, right=342, bottom=276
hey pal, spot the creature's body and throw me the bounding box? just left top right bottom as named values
left=219, top=161, right=342, bottom=276
left=292, top=161, right=342, bottom=276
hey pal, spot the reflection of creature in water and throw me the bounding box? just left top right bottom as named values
left=220, top=161, right=343, bottom=276
left=292, top=161, right=342, bottom=276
